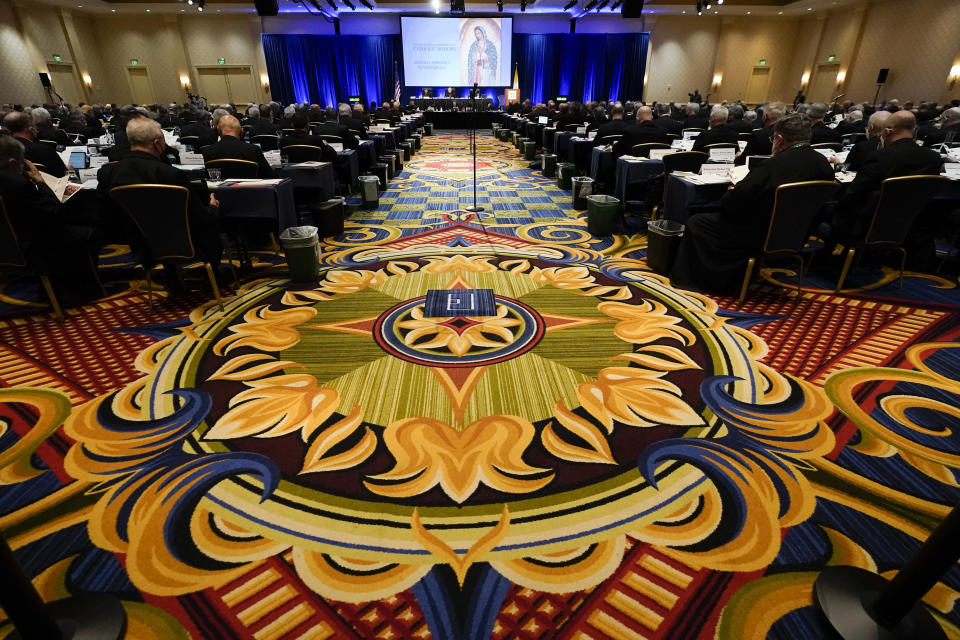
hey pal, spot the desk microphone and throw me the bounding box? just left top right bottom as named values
left=832, top=93, right=845, bottom=102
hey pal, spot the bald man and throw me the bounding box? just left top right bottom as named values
left=202, top=114, right=275, bottom=178
left=831, top=109, right=943, bottom=253
left=622, top=105, right=669, bottom=155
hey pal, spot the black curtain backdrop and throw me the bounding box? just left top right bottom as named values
left=261, top=32, right=649, bottom=107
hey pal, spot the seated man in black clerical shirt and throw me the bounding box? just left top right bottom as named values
left=735, top=102, right=785, bottom=166
left=0, top=135, right=103, bottom=301
left=202, top=115, right=274, bottom=178
left=279, top=113, right=338, bottom=163
left=691, top=105, right=739, bottom=152
left=3, top=111, right=68, bottom=178
left=670, top=115, right=835, bottom=294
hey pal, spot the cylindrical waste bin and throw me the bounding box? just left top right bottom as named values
left=279, top=225, right=320, bottom=282
left=311, top=197, right=345, bottom=237
left=557, top=163, right=576, bottom=189
left=498, top=128, right=510, bottom=142
left=523, top=141, right=537, bottom=161
left=512, top=131, right=520, bottom=147
left=646, top=219, right=685, bottom=275
left=411, top=134, right=422, bottom=150
left=571, top=176, right=594, bottom=210
left=424, top=123, right=434, bottom=136
left=378, top=156, right=395, bottom=181
left=405, top=138, right=417, bottom=155
left=359, top=175, right=380, bottom=209
left=398, top=142, right=411, bottom=162
left=372, top=162, right=389, bottom=189
left=542, top=154, right=557, bottom=177
left=586, top=195, right=619, bottom=236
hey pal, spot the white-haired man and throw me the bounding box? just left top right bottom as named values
left=32, top=107, right=71, bottom=146
left=928, top=107, right=960, bottom=146
left=691, top=105, right=738, bottom=152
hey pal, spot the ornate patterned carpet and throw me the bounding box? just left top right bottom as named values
left=2, top=132, right=960, bottom=640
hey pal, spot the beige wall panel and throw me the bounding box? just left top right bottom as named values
left=225, top=67, right=257, bottom=105
left=645, top=15, right=719, bottom=104
left=47, top=63, right=83, bottom=105
left=197, top=68, right=231, bottom=105
left=18, top=6, right=70, bottom=64
left=0, top=0, right=45, bottom=104
left=712, top=18, right=801, bottom=103
left=90, top=16, right=183, bottom=104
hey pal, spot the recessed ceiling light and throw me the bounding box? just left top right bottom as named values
left=111, top=8, right=115, bottom=11
left=807, top=6, right=812, bottom=9
left=746, top=10, right=750, bottom=14
left=681, top=9, right=685, bottom=12
left=778, top=10, right=783, bottom=14
left=146, top=8, right=150, bottom=11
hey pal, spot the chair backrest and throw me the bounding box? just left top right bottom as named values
left=811, top=142, right=842, bottom=151
left=179, top=135, right=200, bottom=150
left=0, top=196, right=27, bottom=269
left=318, top=135, right=342, bottom=143
left=864, top=175, right=949, bottom=247
left=704, top=142, right=739, bottom=149
left=738, top=132, right=754, bottom=141
left=348, top=129, right=362, bottom=137
left=631, top=142, right=671, bottom=157
left=108, top=185, right=196, bottom=262
left=662, top=151, right=709, bottom=174
left=38, top=139, right=59, bottom=147
left=681, top=128, right=704, bottom=134
left=282, top=128, right=296, bottom=136
left=763, top=181, right=841, bottom=255
left=375, top=119, right=391, bottom=124
left=665, top=133, right=680, bottom=140
left=252, top=135, right=279, bottom=151
left=283, top=144, right=324, bottom=162
left=205, top=158, right=259, bottom=179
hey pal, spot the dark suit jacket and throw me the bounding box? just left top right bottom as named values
left=728, top=119, right=755, bottom=134
left=312, top=122, right=359, bottom=148
left=844, top=137, right=881, bottom=172
left=444, top=88, right=456, bottom=97
left=734, top=125, right=774, bottom=166
left=835, top=120, right=866, bottom=136
left=810, top=122, right=842, bottom=145
left=338, top=116, right=367, bottom=140
left=593, top=119, right=631, bottom=146
left=279, top=131, right=338, bottom=162
left=37, top=126, right=71, bottom=146
left=201, top=135, right=275, bottom=178
left=159, top=114, right=182, bottom=129
left=248, top=120, right=279, bottom=137
left=179, top=123, right=217, bottom=148
left=838, top=138, right=944, bottom=220
left=925, top=122, right=960, bottom=146
left=719, top=144, right=835, bottom=242
left=622, top=121, right=670, bottom=155
left=652, top=116, right=683, bottom=136
left=0, top=170, right=61, bottom=253
left=691, top=124, right=739, bottom=152
left=18, top=136, right=67, bottom=178
left=682, top=116, right=709, bottom=131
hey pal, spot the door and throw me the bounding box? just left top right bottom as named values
left=810, top=63, right=840, bottom=104
left=197, top=68, right=231, bottom=105
left=127, top=67, right=156, bottom=105
left=745, top=67, right=771, bottom=104
left=224, top=67, right=256, bottom=104
left=47, top=63, right=83, bottom=105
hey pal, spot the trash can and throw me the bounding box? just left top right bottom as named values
left=411, top=134, right=422, bottom=150
left=571, top=176, right=594, bottom=210
left=405, top=138, right=417, bottom=155
left=424, top=123, right=434, bottom=136
left=646, top=219, right=685, bottom=275
left=311, top=197, right=345, bottom=237
left=557, top=162, right=576, bottom=189
left=378, top=156, right=395, bottom=181
left=359, top=175, right=380, bottom=209
left=523, top=141, right=537, bottom=161
left=372, top=162, right=390, bottom=189
left=518, top=137, right=530, bottom=152
left=279, top=225, right=320, bottom=282
left=398, top=141, right=412, bottom=162
left=498, top=128, right=511, bottom=142
left=542, top=153, right=557, bottom=177
left=586, top=195, right=619, bottom=236
left=512, top=131, right=520, bottom=147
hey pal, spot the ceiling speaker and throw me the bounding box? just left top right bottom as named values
left=254, top=0, right=279, bottom=16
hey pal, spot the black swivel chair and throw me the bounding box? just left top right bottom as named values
left=631, top=142, right=671, bottom=158
left=205, top=159, right=259, bottom=179
left=811, top=142, right=842, bottom=151
left=283, top=145, right=325, bottom=163
left=108, top=184, right=230, bottom=313
left=252, top=135, right=280, bottom=151
left=661, top=151, right=709, bottom=174
left=835, top=175, right=949, bottom=291
left=0, top=196, right=63, bottom=320
left=318, top=135, right=343, bottom=145
left=179, top=135, right=200, bottom=151
left=739, top=180, right=840, bottom=302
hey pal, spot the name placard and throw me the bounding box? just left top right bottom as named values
left=709, top=147, right=736, bottom=162
left=180, top=153, right=205, bottom=166
left=700, top=164, right=731, bottom=177
left=945, top=164, right=960, bottom=180
left=649, top=149, right=671, bottom=160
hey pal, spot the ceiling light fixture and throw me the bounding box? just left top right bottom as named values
left=497, top=0, right=503, bottom=11
left=520, top=0, right=526, bottom=11
left=343, top=0, right=355, bottom=9
left=596, top=0, right=609, bottom=10
left=359, top=0, right=374, bottom=9
left=563, top=0, right=576, bottom=9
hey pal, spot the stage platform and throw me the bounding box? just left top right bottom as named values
left=423, top=111, right=497, bottom=129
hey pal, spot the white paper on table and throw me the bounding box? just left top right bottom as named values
left=815, top=148, right=837, bottom=159
left=328, top=143, right=344, bottom=152
left=180, top=153, right=205, bottom=166
left=833, top=150, right=849, bottom=164
left=709, top=148, right=736, bottom=162
left=292, top=161, right=324, bottom=168
left=81, top=179, right=98, bottom=190
left=40, top=171, right=82, bottom=203
left=649, top=149, right=671, bottom=160
left=682, top=130, right=699, bottom=141
left=836, top=171, right=856, bottom=183
left=78, top=168, right=99, bottom=183
left=678, top=140, right=695, bottom=151
left=576, top=126, right=587, bottom=135
left=172, top=164, right=205, bottom=171
left=163, top=130, right=178, bottom=147
left=729, top=165, right=750, bottom=184
left=98, top=135, right=111, bottom=146
left=89, top=155, right=108, bottom=169
left=587, top=131, right=597, bottom=140
left=738, top=140, right=748, bottom=151
left=686, top=174, right=732, bottom=185
left=700, top=164, right=731, bottom=178
left=670, top=140, right=684, bottom=149
left=944, top=164, right=960, bottom=179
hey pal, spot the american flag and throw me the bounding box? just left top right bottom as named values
left=394, top=61, right=401, bottom=101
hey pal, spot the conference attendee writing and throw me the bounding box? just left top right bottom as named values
left=670, top=115, right=834, bottom=294
left=467, top=25, right=497, bottom=86
left=202, top=115, right=275, bottom=179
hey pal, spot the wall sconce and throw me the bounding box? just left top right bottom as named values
left=950, top=64, right=960, bottom=89
left=801, top=71, right=810, bottom=87
left=82, top=73, right=92, bottom=88
left=180, top=74, right=191, bottom=92
left=261, top=74, right=270, bottom=92
left=836, top=70, right=846, bottom=86
left=712, top=73, right=722, bottom=89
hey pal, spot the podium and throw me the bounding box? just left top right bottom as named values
left=505, top=88, right=519, bottom=105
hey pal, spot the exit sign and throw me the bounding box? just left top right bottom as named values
left=827, top=55, right=836, bottom=62
left=130, top=59, right=138, bottom=66
left=218, top=58, right=225, bottom=65
left=52, top=54, right=61, bottom=62
left=759, top=59, right=766, bottom=66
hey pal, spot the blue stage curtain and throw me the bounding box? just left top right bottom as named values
left=512, top=32, right=648, bottom=104
left=262, top=34, right=399, bottom=107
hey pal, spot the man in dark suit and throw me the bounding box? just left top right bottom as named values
left=0, top=136, right=102, bottom=301
left=807, top=102, right=842, bottom=145
left=726, top=104, right=755, bottom=134
left=445, top=87, right=456, bottom=98
left=98, top=118, right=224, bottom=273
left=327, top=104, right=364, bottom=144
left=592, top=106, right=631, bottom=151
left=280, top=113, right=338, bottom=162
left=202, top=115, right=274, bottom=178
left=622, top=106, right=669, bottom=155
left=842, top=110, right=888, bottom=172
left=3, top=111, right=68, bottom=177
left=671, top=114, right=835, bottom=294
left=691, top=105, right=739, bottom=152
left=179, top=111, right=217, bottom=149
left=682, top=103, right=709, bottom=132
left=246, top=107, right=278, bottom=137
left=835, top=109, right=866, bottom=136
left=735, top=102, right=785, bottom=166
left=157, top=104, right=181, bottom=129
left=925, top=107, right=960, bottom=146
left=651, top=103, right=682, bottom=136
left=33, top=107, right=71, bottom=146
left=829, top=110, right=943, bottom=247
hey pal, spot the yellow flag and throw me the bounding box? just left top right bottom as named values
left=513, top=64, right=519, bottom=90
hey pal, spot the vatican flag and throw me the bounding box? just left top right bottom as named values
left=513, top=63, right=519, bottom=90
